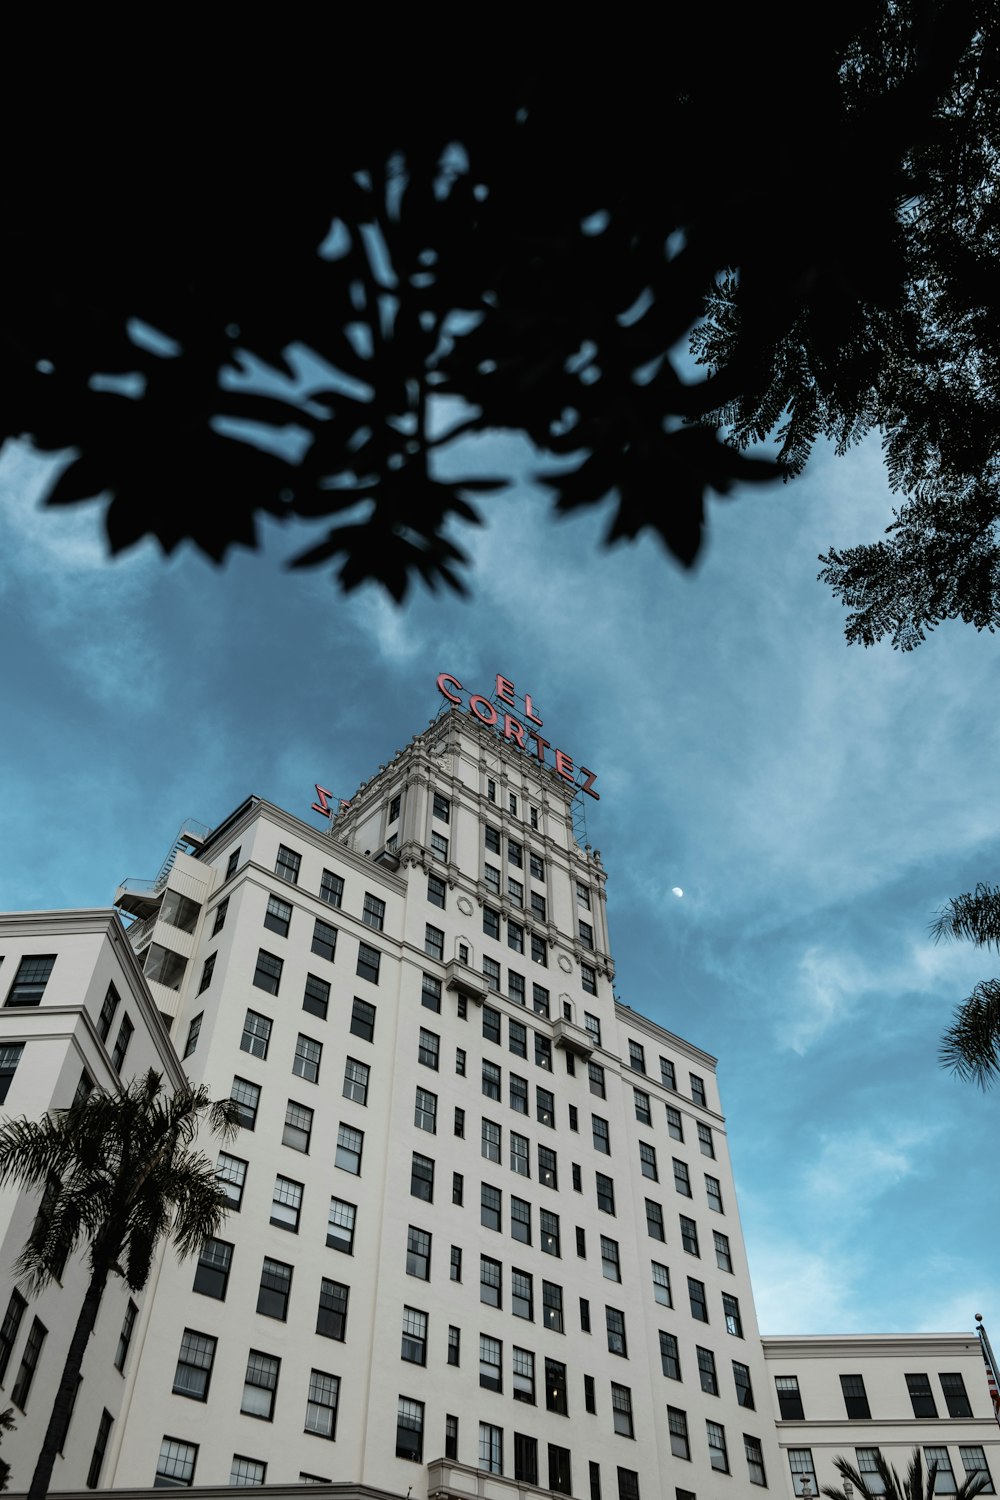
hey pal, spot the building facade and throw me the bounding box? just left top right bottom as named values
left=0, top=697, right=997, bottom=1500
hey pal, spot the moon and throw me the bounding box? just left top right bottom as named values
left=671, top=887, right=684, bottom=898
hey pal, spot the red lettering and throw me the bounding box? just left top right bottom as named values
left=554, top=749, right=575, bottom=783
left=469, top=695, right=498, bottom=727
left=524, top=693, right=543, bottom=726
left=529, top=733, right=550, bottom=763
left=311, top=785, right=333, bottom=817
left=579, top=766, right=600, bottom=801
left=503, top=714, right=525, bottom=749
left=436, top=672, right=463, bottom=705
left=495, top=675, right=516, bottom=706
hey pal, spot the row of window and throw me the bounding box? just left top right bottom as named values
left=0, top=971, right=134, bottom=1076
left=788, top=1446, right=993, bottom=1496
left=775, top=1370, right=975, bottom=1422
left=665, top=1407, right=767, bottom=1483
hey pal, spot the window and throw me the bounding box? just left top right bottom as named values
left=396, top=1396, right=424, bottom=1462
left=688, top=1277, right=708, bottom=1322
left=172, top=1328, right=216, bottom=1402
left=156, top=1437, right=198, bottom=1487
left=697, top=1121, right=715, bottom=1157
left=668, top=1407, right=690, bottom=1461
left=210, top=898, right=229, bottom=939
left=483, top=956, right=501, bottom=991
left=690, top=1073, right=706, bottom=1106
left=197, top=954, right=215, bottom=994
left=579, top=962, right=596, bottom=997
left=485, top=824, right=501, bottom=853
left=583, top=1373, right=597, bottom=1412
left=515, top=1433, right=539, bottom=1486
left=857, top=1449, right=888, bottom=1496
left=430, top=791, right=450, bottom=823
left=535, top=1034, right=552, bottom=1071
left=960, top=1448, right=995, bottom=1493
left=789, top=1449, right=818, bottom=1497
left=530, top=888, right=547, bottom=921
left=512, top=1267, right=533, bottom=1319
left=509, top=840, right=523, bottom=869
left=483, top=906, right=501, bottom=940
left=327, top=1198, right=355, bottom=1253
left=502, top=1190, right=529, bottom=1240
left=302, top=973, right=330, bottom=1020
left=388, top=793, right=402, bottom=823
left=538, top=1145, right=558, bottom=1189
left=485, top=864, right=501, bottom=893
left=673, top=1159, right=692, bottom=1196
left=481, top=1255, right=502, bottom=1307
left=666, top=1106, right=684, bottom=1141
left=776, top=1375, right=805, bottom=1419
left=589, top=1061, right=606, bottom=1097
left=320, top=868, right=344, bottom=907
left=414, top=1087, right=437, bottom=1134
left=509, top=876, right=524, bottom=906
left=454, top=1106, right=465, bottom=1138
left=114, top=1298, right=137, bottom=1369
left=660, top=1330, right=681, bottom=1379
left=145, top=943, right=188, bottom=990
left=479, top=1333, right=503, bottom=1391
left=596, top=1235, right=619, bottom=1281
left=217, top=1152, right=248, bottom=1209
left=225, top=847, right=241, bottom=880
left=480, top=1422, right=503, bottom=1475
left=596, top=1173, right=616, bottom=1214
left=606, top=1306, right=628, bottom=1356
left=6, top=955, right=56, bottom=1007
left=0, top=1043, right=23, bottom=1104
left=510, top=1072, right=528, bottom=1114
left=646, top=1199, right=665, bottom=1240
left=253, top=949, right=283, bottom=995
left=456, top=1045, right=467, bottom=1074
left=941, top=1372, right=973, bottom=1417
left=714, top=1229, right=733, bottom=1271
left=482, top=1182, right=502, bottom=1232
left=576, top=1226, right=586, bottom=1258
left=580, top=1297, right=591, bottom=1331
left=97, top=984, right=119, bottom=1041
left=410, top=1151, right=433, bottom=1200
left=745, top=1435, right=767, bottom=1487
left=479, top=1005, right=501, bottom=1046
left=591, top=1114, right=610, bottom=1154
left=356, top=942, right=380, bottom=983
left=841, top=1373, right=871, bottom=1418
left=275, top=844, right=301, bottom=883
left=294, top=1033, right=322, bottom=1082
left=618, top=1469, right=640, bottom=1500
left=549, top=1445, right=572, bottom=1496
left=231, top=1076, right=261, bottom=1130
left=341, top=1056, right=369, bottom=1106
left=431, top=830, right=449, bottom=860
left=424, top=923, right=445, bottom=961
left=659, top=1056, right=676, bottom=1090
left=707, top=1421, right=729, bottom=1473
left=311, top=1278, right=348, bottom=1342
left=194, top=1239, right=232, bottom=1300
left=925, top=1449, right=957, bottom=1495
left=611, top=1383, right=634, bottom=1437
left=540, top=1208, right=560, bottom=1256
left=705, top=1175, right=724, bottom=1212
left=448, top=1325, right=461, bottom=1366
left=579, top=920, right=594, bottom=950
left=511, top=1132, right=530, bottom=1176
left=306, top=1370, right=340, bottom=1440
left=399, top=1305, right=427, bottom=1366
left=418, top=1028, right=439, bottom=1070
left=652, top=1261, right=672, bottom=1306
left=546, top=1358, right=568, bottom=1415
left=639, top=1141, right=660, bottom=1180
left=283, top=1100, right=313, bottom=1153
left=696, top=1345, right=719, bottom=1395
left=257, top=1257, right=293, bottom=1319
left=73, top=1069, right=94, bottom=1108
left=241, top=1351, right=279, bottom=1419
left=230, top=1456, right=266, bottom=1486
left=512, top=1345, right=535, bottom=1403
left=543, top=1281, right=564, bottom=1332
left=336, top=1124, right=363, bottom=1174
left=680, top=1216, right=700, bottom=1256
left=88, top=1408, right=113, bottom=1488
left=482, top=1059, right=502, bottom=1100
left=733, top=1361, right=755, bottom=1408
left=264, top=894, right=292, bottom=936
left=723, top=1293, right=743, bottom=1337
left=482, top=1119, right=501, bottom=1162
left=508, top=969, right=527, bottom=1005
left=907, top=1373, right=938, bottom=1417
left=111, top=1014, right=134, bottom=1072
left=508, top=921, right=524, bottom=954
left=183, top=1013, right=203, bottom=1059
left=271, top=1175, right=303, bottom=1231
left=503, top=1020, right=527, bottom=1062
left=349, top=997, right=375, bottom=1042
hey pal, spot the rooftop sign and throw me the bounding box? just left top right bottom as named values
left=437, top=672, right=599, bottom=800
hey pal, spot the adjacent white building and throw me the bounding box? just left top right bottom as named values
left=0, top=695, right=997, bottom=1500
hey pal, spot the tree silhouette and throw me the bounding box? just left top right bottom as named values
left=0, top=1071, right=239, bottom=1500
left=3, top=7, right=994, bottom=611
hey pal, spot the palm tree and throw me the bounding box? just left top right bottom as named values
left=0, top=1068, right=240, bottom=1500
left=932, top=882, right=1000, bottom=1085
left=822, top=1447, right=990, bottom=1500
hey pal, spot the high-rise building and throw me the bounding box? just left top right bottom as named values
left=0, top=685, right=998, bottom=1500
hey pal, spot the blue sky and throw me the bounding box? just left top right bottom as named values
left=2, top=424, right=998, bottom=1341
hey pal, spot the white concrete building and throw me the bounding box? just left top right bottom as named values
left=0, top=691, right=997, bottom=1500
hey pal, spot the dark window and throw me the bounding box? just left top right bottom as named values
left=576, top=1226, right=586, bottom=1258
left=661, top=1057, right=677, bottom=1090
left=481, top=1182, right=502, bottom=1231
left=907, top=1373, right=938, bottom=1418
left=540, top=1208, right=560, bottom=1256
left=303, top=973, right=329, bottom=1019
left=618, top=1469, right=640, bottom=1500
left=537, top=1087, right=555, bottom=1126
left=579, top=920, right=594, bottom=950
left=690, top=1073, right=706, bottom=1106
left=451, top=1245, right=462, bottom=1282
left=606, top=1305, right=627, bottom=1356
left=197, top=955, right=215, bottom=994
left=256, top=1258, right=293, bottom=1319
left=543, top=1281, right=563, bottom=1332
left=231, top=1076, right=260, bottom=1129
left=512, top=1268, right=533, bottom=1319
left=425, top=923, right=445, bottom=960
left=6, top=955, right=56, bottom=1007
left=688, top=1277, right=708, bottom=1322
left=421, top=972, right=442, bottom=1011
left=253, top=949, right=282, bottom=995
left=336, top=1124, right=363, bottom=1174
left=402, top=1306, right=428, bottom=1365
left=508, top=921, right=524, bottom=954
left=483, top=906, right=500, bottom=940
left=533, top=983, right=551, bottom=1017
left=293, top=1033, right=322, bottom=1083
left=611, top=1383, right=634, bottom=1437
left=745, top=1435, right=767, bottom=1487
left=698, top=1122, right=715, bottom=1157
left=509, top=1018, right=528, bottom=1056
left=481, top=1255, right=502, bottom=1307
left=212, top=898, right=229, bottom=934
left=12, top=1317, right=46, bottom=1409
left=680, top=1216, right=699, bottom=1256
left=585, top=1373, right=596, bottom=1411
left=596, top=1173, right=616, bottom=1215
left=698, top=1345, right=719, bottom=1395
left=111, top=1014, right=134, bottom=1073
left=668, top=1407, right=690, bottom=1461
left=342, top=1056, right=369, bottom=1104
left=389, top=794, right=401, bottom=822
left=581, top=963, right=597, bottom=995
left=510, top=1073, right=528, bottom=1114
left=538, top=1144, right=558, bottom=1189
left=407, top=1226, right=431, bottom=1279
left=395, top=1397, right=424, bottom=1462
left=448, top=1326, right=460, bottom=1366
left=0, top=1043, right=24, bottom=1104
left=707, top=1420, right=729, bottom=1473
left=723, top=1293, right=743, bottom=1337
left=350, top=997, right=376, bottom=1041
left=97, top=984, right=119, bottom=1041
left=673, top=1159, right=692, bottom=1196
left=320, top=869, right=344, bottom=907
left=482, top=1119, right=501, bottom=1162
left=715, top=1230, right=733, bottom=1271
left=446, top=1414, right=459, bottom=1460
left=841, top=1373, right=872, bottom=1419
left=652, top=1262, right=672, bottom=1305
left=512, top=1196, right=532, bottom=1243
left=508, top=969, right=526, bottom=1004
left=485, top=825, right=501, bottom=853
left=114, top=1298, right=138, bottom=1372
left=734, top=1361, right=755, bottom=1408
left=87, top=1409, right=113, bottom=1489
left=776, top=1375, right=804, bottom=1419
left=275, top=845, right=300, bottom=883
left=264, top=894, right=292, bottom=937
left=546, top=1358, right=568, bottom=1415
left=580, top=1297, right=591, bottom=1331
left=509, top=840, right=523, bottom=869
left=515, top=1434, right=538, bottom=1486
left=706, top=1175, right=724, bottom=1212
left=241, top=1009, right=271, bottom=1059
left=480, top=1333, right=502, bottom=1391
left=941, top=1373, right=973, bottom=1418
left=193, top=1239, right=232, bottom=1300
left=311, top=919, right=337, bottom=963
left=356, top=942, right=380, bottom=983
left=0, top=1291, right=26, bottom=1383
left=418, top=1028, right=439, bottom=1069
left=433, top=793, right=450, bottom=823
left=283, top=1099, right=313, bottom=1153
left=326, top=1198, right=355, bottom=1253
left=646, top=1199, right=665, bottom=1240
left=667, top=1106, right=684, bottom=1140
left=483, top=1059, right=501, bottom=1099
left=270, top=1175, right=303, bottom=1231
left=593, top=1115, right=610, bottom=1153
left=549, top=1444, right=572, bottom=1495
left=410, top=1152, right=434, bottom=1201
left=660, top=1331, right=681, bottom=1379
left=589, top=1061, right=606, bottom=1097
left=216, top=1152, right=248, bottom=1208
left=483, top=956, right=501, bottom=991
left=535, top=1034, right=552, bottom=1071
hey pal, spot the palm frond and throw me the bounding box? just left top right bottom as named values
left=932, top=884, right=1000, bottom=950
left=939, top=978, right=1000, bottom=1086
